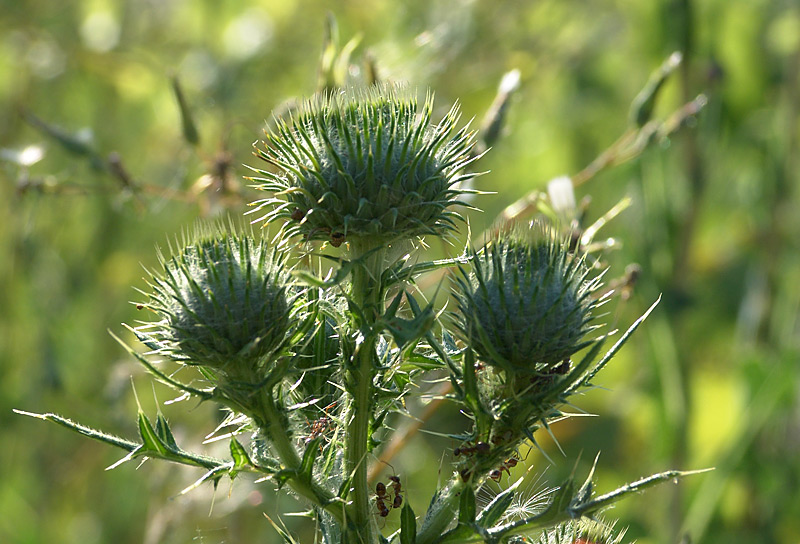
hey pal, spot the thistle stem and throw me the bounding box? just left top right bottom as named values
left=346, top=337, right=379, bottom=539
left=255, top=389, right=346, bottom=525
left=344, top=239, right=386, bottom=542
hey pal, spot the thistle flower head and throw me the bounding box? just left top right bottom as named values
left=133, top=228, right=295, bottom=376
left=248, top=83, right=479, bottom=246
left=537, top=519, right=627, bottom=544
left=452, top=224, right=602, bottom=376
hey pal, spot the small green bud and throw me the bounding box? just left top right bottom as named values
left=248, top=83, right=479, bottom=246
left=452, top=225, right=602, bottom=375
left=133, top=229, right=295, bottom=376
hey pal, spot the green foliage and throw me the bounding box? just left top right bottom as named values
left=16, top=76, right=688, bottom=543
left=3, top=2, right=799, bottom=544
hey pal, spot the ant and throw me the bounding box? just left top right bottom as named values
left=528, top=359, right=571, bottom=388
left=304, top=415, right=332, bottom=444
left=374, top=463, right=403, bottom=516
left=302, top=402, right=338, bottom=447
left=388, top=475, right=402, bottom=509
left=375, top=481, right=391, bottom=517
left=453, top=441, right=490, bottom=457
left=489, top=457, right=520, bottom=482
left=490, top=429, right=514, bottom=446
left=329, top=231, right=346, bottom=247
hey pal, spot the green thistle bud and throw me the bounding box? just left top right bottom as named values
left=452, top=225, right=602, bottom=375
left=247, top=83, right=480, bottom=246
left=133, top=229, right=295, bottom=376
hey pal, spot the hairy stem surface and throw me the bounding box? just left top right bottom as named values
left=344, top=240, right=387, bottom=542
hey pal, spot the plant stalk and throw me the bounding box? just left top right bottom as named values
left=344, top=239, right=386, bottom=542
left=254, top=388, right=346, bottom=525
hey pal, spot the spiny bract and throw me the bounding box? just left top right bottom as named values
left=536, top=519, right=627, bottom=544
left=247, top=83, right=480, bottom=246
left=132, top=230, right=294, bottom=374
left=452, top=225, right=603, bottom=375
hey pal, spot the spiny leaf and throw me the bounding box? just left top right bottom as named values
left=264, top=512, right=300, bottom=544
left=458, top=485, right=476, bottom=524
left=400, top=501, right=417, bottom=544
left=179, top=464, right=230, bottom=495
left=485, top=467, right=710, bottom=541
left=574, top=468, right=713, bottom=517
left=293, top=259, right=356, bottom=288
left=111, top=330, right=213, bottom=400
left=154, top=413, right=179, bottom=451
left=476, top=473, right=525, bottom=528
left=13, top=410, right=139, bottom=452
left=383, top=292, right=435, bottom=350
left=138, top=411, right=170, bottom=456
left=570, top=295, right=661, bottom=392
left=272, top=468, right=298, bottom=490
left=13, top=409, right=229, bottom=473
left=300, top=437, right=323, bottom=480
left=230, top=437, right=253, bottom=470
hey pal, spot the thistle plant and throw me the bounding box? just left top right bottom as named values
left=17, top=65, right=708, bottom=543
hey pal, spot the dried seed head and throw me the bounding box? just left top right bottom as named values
left=248, top=83, right=480, bottom=245
left=452, top=224, right=602, bottom=375
left=133, top=228, right=295, bottom=376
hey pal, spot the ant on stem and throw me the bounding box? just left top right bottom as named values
left=453, top=440, right=490, bottom=457
left=489, top=456, right=519, bottom=482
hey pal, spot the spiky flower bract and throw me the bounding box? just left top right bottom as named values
left=133, top=227, right=296, bottom=378
left=452, top=224, right=603, bottom=376
left=248, top=83, right=479, bottom=246
left=536, top=519, right=627, bottom=544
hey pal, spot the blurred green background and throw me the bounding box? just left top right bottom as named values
left=1, top=1, right=798, bottom=543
